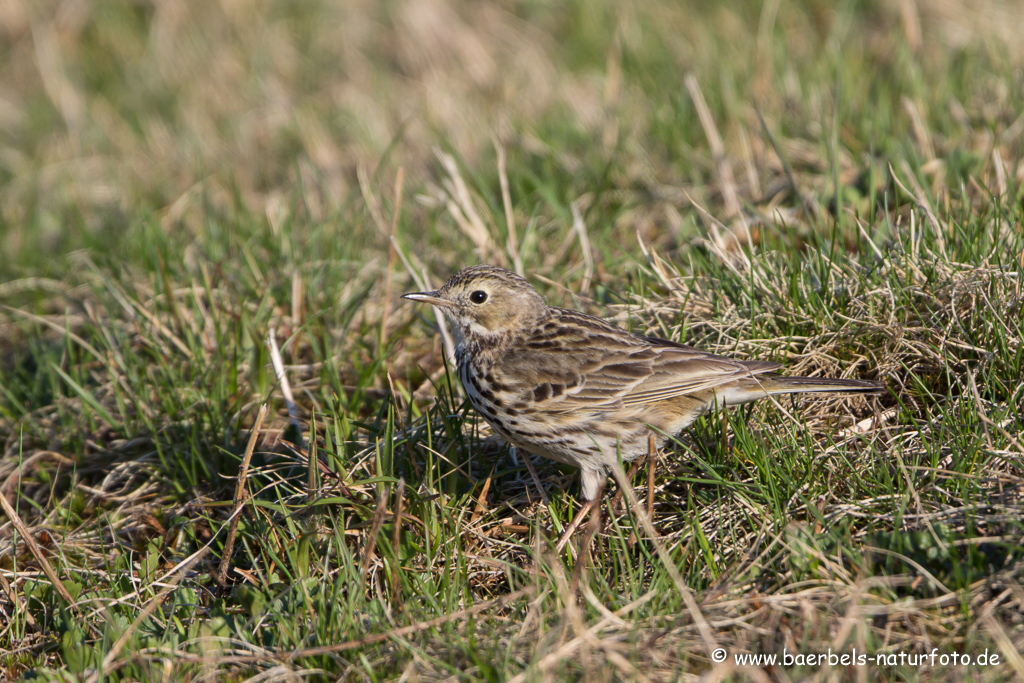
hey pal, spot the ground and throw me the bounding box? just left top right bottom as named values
left=1, top=0, right=1023, bottom=680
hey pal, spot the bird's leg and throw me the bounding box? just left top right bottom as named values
left=516, top=447, right=551, bottom=505
left=628, top=435, right=659, bottom=548
left=555, top=496, right=598, bottom=554
left=646, top=434, right=657, bottom=520
left=609, top=459, right=644, bottom=516
left=569, top=481, right=604, bottom=592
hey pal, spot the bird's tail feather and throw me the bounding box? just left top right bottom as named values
left=714, top=374, right=884, bottom=406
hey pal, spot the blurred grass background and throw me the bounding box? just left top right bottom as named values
left=1, top=0, right=1023, bottom=680
left=4, top=0, right=1020, bottom=278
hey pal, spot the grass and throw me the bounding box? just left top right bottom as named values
left=1, top=0, right=1023, bottom=680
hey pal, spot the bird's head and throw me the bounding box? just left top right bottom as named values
left=403, top=265, right=548, bottom=344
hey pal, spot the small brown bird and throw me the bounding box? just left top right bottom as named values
left=404, top=265, right=883, bottom=530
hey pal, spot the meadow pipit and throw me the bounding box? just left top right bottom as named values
left=404, top=265, right=883, bottom=538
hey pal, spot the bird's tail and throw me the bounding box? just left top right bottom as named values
left=713, top=374, right=884, bottom=406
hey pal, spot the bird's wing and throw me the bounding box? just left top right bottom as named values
left=502, top=309, right=780, bottom=412
left=616, top=350, right=779, bottom=407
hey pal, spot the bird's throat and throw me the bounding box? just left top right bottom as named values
left=452, top=321, right=509, bottom=360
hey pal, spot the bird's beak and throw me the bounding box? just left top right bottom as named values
left=402, top=290, right=453, bottom=309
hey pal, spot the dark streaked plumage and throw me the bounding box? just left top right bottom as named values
left=404, top=265, right=884, bottom=502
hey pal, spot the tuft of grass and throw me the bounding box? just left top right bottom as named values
left=2, top=0, right=1024, bottom=680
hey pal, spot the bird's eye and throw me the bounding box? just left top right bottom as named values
left=469, top=290, right=488, bottom=304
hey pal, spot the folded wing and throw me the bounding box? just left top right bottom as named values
left=500, top=309, right=781, bottom=412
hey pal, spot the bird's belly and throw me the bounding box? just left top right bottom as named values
left=471, top=400, right=659, bottom=471
left=507, top=419, right=656, bottom=469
